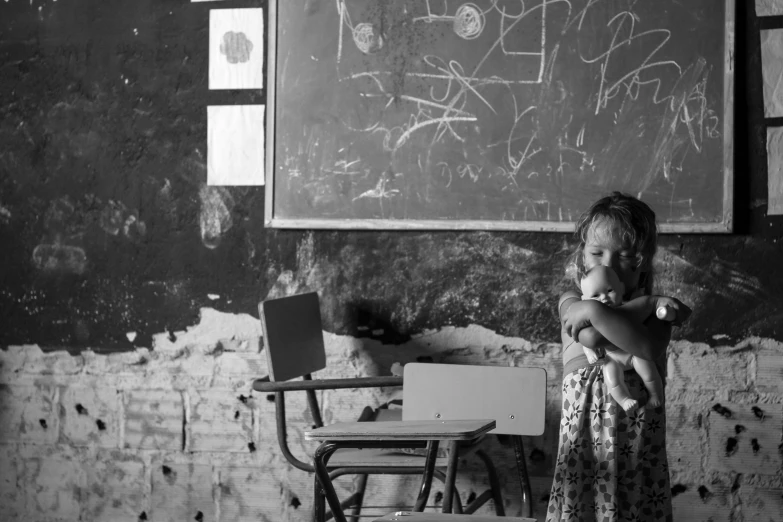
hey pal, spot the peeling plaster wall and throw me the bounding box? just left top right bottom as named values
left=2, top=0, right=783, bottom=521
left=2, top=314, right=783, bottom=521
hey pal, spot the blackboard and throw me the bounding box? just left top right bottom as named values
left=265, top=0, right=734, bottom=232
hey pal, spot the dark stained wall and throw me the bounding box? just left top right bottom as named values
left=1, top=0, right=782, bottom=353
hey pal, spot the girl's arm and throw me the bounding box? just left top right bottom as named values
left=559, top=291, right=602, bottom=361
left=559, top=291, right=633, bottom=356
left=563, top=299, right=672, bottom=361
left=560, top=291, right=609, bottom=359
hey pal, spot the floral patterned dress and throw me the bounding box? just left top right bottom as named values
left=546, top=364, right=673, bottom=522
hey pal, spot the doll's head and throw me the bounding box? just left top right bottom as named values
left=580, top=265, right=625, bottom=307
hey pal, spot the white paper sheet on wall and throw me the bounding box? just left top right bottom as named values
left=209, top=8, right=264, bottom=90
left=761, top=30, right=783, bottom=118
left=207, top=105, right=265, bottom=186
left=767, top=127, right=783, bottom=215
left=757, top=0, right=783, bottom=16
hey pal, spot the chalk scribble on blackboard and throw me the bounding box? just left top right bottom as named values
left=452, top=4, right=485, bottom=40
left=272, top=0, right=732, bottom=229
left=352, top=23, right=384, bottom=54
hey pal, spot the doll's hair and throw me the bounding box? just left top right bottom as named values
left=566, top=192, right=658, bottom=295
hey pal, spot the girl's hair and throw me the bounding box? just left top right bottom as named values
left=567, top=191, right=658, bottom=295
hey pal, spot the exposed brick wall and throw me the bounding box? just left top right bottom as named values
left=0, top=311, right=781, bottom=521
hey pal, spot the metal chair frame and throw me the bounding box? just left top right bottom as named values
left=253, top=292, right=545, bottom=520
left=253, top=292, right=467, bottom=521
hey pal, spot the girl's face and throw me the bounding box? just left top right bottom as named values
left=582, top=218, right=647, bottom=297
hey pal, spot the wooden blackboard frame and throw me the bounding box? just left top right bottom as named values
left=265, top=0, right=735, bottom=233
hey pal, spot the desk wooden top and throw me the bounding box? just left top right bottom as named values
left=372, top=512, right=535, bottom=521
left=304, top=419, right=496, bottom=442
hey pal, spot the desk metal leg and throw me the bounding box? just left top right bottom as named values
left=349, top=473, right=367, bottom=522
left=413, top=439, right=440, bottom=511
left=313, top=442, right=345, bottom=522
left=313, top=473, right=325, bottom=522
left=441, top=440, right=460, bottom=514
left=513, top=435, right=533, bottom=519
left=476, top=448, right=506, bottom=516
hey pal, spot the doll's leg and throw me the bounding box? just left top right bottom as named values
left=602, top=360, right=638, bottom=411
left=632, top=357, right=664, bottom=408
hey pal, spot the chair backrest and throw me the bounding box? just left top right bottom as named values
left=259, top=292, right=327, bottom=382
left=402, top=363, right=546, bottom=436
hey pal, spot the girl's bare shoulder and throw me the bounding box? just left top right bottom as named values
left=559, top=290, right=581, bottom=311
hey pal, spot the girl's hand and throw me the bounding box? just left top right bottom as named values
left=563, top=300, right=599, bottom=343
left=652, top=296, right=692, bottom=326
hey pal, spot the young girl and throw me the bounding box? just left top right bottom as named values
left=546, top=192, right=691, bottom=522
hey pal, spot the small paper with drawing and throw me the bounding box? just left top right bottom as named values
left=209, top=8, right=264, bottom=90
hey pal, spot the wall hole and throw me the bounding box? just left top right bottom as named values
left=671, top=484, right=687, bottom=497
left=726, top=437, right=738, bottom=456
left=711, top=403, right=732, bottom=418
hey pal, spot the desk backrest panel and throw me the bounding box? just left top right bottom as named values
left=402, top=363, right=546, bottom=436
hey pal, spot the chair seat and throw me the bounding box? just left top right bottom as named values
left=328, top=448, right=451, bottom=468
left=372, top=512, right=536, bottom=521
left=325, top=408, right=487, bottom=467
left=306, top=419, right=495, bottom=442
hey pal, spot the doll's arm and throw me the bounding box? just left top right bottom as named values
left=617, top=296, right=657, bottom=323
left=619, top=295, right=692, bottom=325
